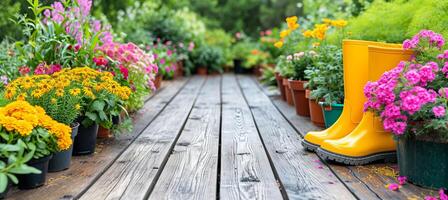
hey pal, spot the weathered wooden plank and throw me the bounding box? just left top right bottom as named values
left=79, top=76, right=205, bottom=200
left=238, top=76, right=356, bottom=200
left=7, top=79, right=188, bottom=200
left=220, top=75, right=283, bottom=200
left=148, top=76, right=221, bottom=200
left=261, top=78, right=436, bottom=200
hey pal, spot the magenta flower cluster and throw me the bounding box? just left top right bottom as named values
left=364, top=30, right=447, bottom=136
left=403, top=30, right=445, bottom=50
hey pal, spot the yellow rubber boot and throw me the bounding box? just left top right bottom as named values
left=302, top=40, right=398, bottom=151
left=317, top=45, right=413, bottom=165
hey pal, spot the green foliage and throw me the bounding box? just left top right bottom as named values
left=345, top=0, right=422, bottom=43
left=305, top=45, right=344, bottom=104
left=0, top=41, right=25, bottom=88
left=232, top=41, right=253, bottom=60
left=205, top=29, right=233, bottom=65
left=260, top=66, right=277, bottom=86
left=82, top=92, right=124, bottom=129
left=291, top=51, right=316, bottom=80
left=191, top=45, right=224, bottom=73
left=0, top=0, right=22, bottom=41
left=275, top=55, right=294, bottom=78
left=407, top=0, right=448, bottom=40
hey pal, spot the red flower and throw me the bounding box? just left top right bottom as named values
left=19, top=66, right=30, bottom=75
left=93, top=56, right=108, bottom=66
left=119, top=65, right=129, bottom=80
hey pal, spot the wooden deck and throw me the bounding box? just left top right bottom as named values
left=7, top=74, right=436, bottom=200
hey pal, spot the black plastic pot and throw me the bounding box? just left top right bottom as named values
left=73, top=123, right=99, bottom=156
left=397, top=136, right=448, bottom=189
left=48, top=123, right=79, bottom=172
left=112, top=115, right=120, bottom=125
left=17, top=155, right=52, bottom=189
left=234, top=59, right=244, bottom=74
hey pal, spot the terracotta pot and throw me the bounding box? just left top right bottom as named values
left=154, top=74, right=162, bottom=89
left=175, top=61, right=184, bottom=77
left=253, top=65, right=262, bottom=77
left=97, top=126, right=113, bottom=138
left=308, top=98, right=325, bottom=127
left=283, top=79, right=294, bottom=105
left=275, top=73, right=286, bottom=101
left=197, top=67, right=208, bottom=75
left=288, top=80, right=310, bottom=116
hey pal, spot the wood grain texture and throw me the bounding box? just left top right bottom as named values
left=263, top=77, right=436, bottom=200
left=148, top=76, right=221, bottom=200
left=238, top=76, right=356, bottom=200
left=79, top=77, right=205, bottom=200
left=7, top=79, right=188, bottom=200
left=220, top=75, right=283, bottom=200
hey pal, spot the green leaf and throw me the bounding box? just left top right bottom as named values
left=9, top=164, right=41, bottom=174
left=85, top=112, right=98, bottom=122
left=98, top=111, right=107, bottom=121
left=0, top=174, right=7, bottom=193
left=91, top=100, right=105, bottom=111
left=7, top=174, right=18, bottom=184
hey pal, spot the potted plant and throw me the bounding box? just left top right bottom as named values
left=306, top=45, right=344, bottom=127
left=274, top=56, right=288, bottom=101
left=275, top=56, right=295, bottom=105
left=6, top=74, right=82, bottom=172
left=364, top=30, right=448, bottom=188
left=46, top=68, right=131, bottom=155
left=0, top=100, right=72, bottom=189
left=288, top=52, right=316, bottom=116
left=232, top=41, right=253, bottom=74
left=192, top=45, right=224, bottom=75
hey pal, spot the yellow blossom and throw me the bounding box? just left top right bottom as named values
left=280, top=29, right=291, bottom=38
left=274, top=41, right=284, bottom=48
left=69, top=88, right=81, bottom=96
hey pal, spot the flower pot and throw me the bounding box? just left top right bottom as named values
left=308, top=97, right=325, bottom=127
left=197, top=67, right=208, bottom=75
left=253, top=65, right=262, bottom=77
left=275, top=72, right=286, bottom=101
left=288, top=80, right=310, bottom=117
left=154, top=74, right=163, bottom=89
left=17, top=155, right=52, bottom=189
left=97, top=126, right=113, bottom=138
left=234, top=59, right=244, bottom=74
left=48, top=123, right=79, bottom=172
left=175, top=61, right=184, bottom=77
left=283, top=79, right=294, bottom=106
left=397, top=137, right=448, bottom=189
left=73, top=123, right=99, bottom=155
left=320, top=103, right=344, bottom=128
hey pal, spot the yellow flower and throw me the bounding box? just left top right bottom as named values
left=21, top=77, right=33, bottom=89
left=4, top=87, right=16, bottom=100
left=288, top=23, right=300, bottom=31
left=331, top=19, right=348, bottom=28
left=274, top=41, right=284, bottom=48
left=323, top=18, right=332, bottom=25
left=75, top=104, right=81, bottom=110
left=302, top=30, right=314, bottom=38
left=56, top=89, right=64, bottom=97
left=17, top=93, right=27, bottom=101
left=31, top=90, right=44, bottom=98
left=51, top=98, right=57, bottom=104
left=69, top=88, right=81, bottom=96
left=280, top=29, right=291, bottom=38
left=312, top=42, right=321, bottom=47
left=285, top=16, right=298, bottom=24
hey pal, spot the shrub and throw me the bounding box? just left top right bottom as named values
left=191, top=45, right=224, bottom=73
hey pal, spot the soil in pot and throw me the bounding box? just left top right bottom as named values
left=73, top=123, right=99, bottom=155
left=17, top=155, right=52, bottom=189
left=397, top=137, right=448, bottom=189
left=283, top=79, right=294, bottom=106
left=308, top=98, right=325, bottom=127
left=197, top=67, right=208, bottom=75
left=320, top=103, right=343, bottom=128
left=154, top=74, right=163, bottom=89
left=48, top=123, right=80, bottom=172
left=288, top=80, right=310, bottom=117
left=275, top=73, right=286, bottom=101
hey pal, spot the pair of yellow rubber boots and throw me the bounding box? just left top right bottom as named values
left=302, top=40, right=413, bottom=165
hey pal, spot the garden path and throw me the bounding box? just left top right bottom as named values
left=7, top=74, right=435, bottom=200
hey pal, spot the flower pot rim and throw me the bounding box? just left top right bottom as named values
left=29, top=154, right=53, bottom=165
left=319, top=102, right=344, bottom=107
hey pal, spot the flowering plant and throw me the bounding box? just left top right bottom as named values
left=49, top=68, right=131, bottom=131
left=305, top=45, right=344, bottom=104
left=289, top=51, right=317, bottom=81
left=0, top=100, right=72, bottom=191
left=364, top=30, right=448, bottom=139
left=244, top=49, right=271, bottom=69
left=94, top=42, right=157, bottom=112
left=148, top=41, right=177, bottom=79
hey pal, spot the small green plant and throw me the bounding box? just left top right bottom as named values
left=260, top=66, right=277, bottom=86
left=290, top=51, right=317, bottom=81
left=305, top=45, right=344, bottom=104
left=191, top=45, right=224, bottom=73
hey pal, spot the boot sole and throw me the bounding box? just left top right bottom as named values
left=301, top=140, right=320, bottom=152
left=316, top=148, right=397, bottom=166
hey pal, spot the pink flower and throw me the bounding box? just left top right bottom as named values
left=265, top=30, right=272, bottom=35
left=93, top=56, right=108, bottom=66
left=286, top=55, right=293, bottom=61
left=433, top=106, right=446, bottom=118
left=188, top=42, right=195, bottom=51
left=19, top=66, right=30, bottom=75
left=0, top=76, right=8, bottom=85
left=386, top=183, right=400, bottom=191
left=397, top=176, right=407, bottom=185
left=440, top=189, right=448, bottom=200
left=50, top=64, right=62, bottom=73
left=425, top=197, right=438, bottom=200
left=404, top=69, right=420, bottom=85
